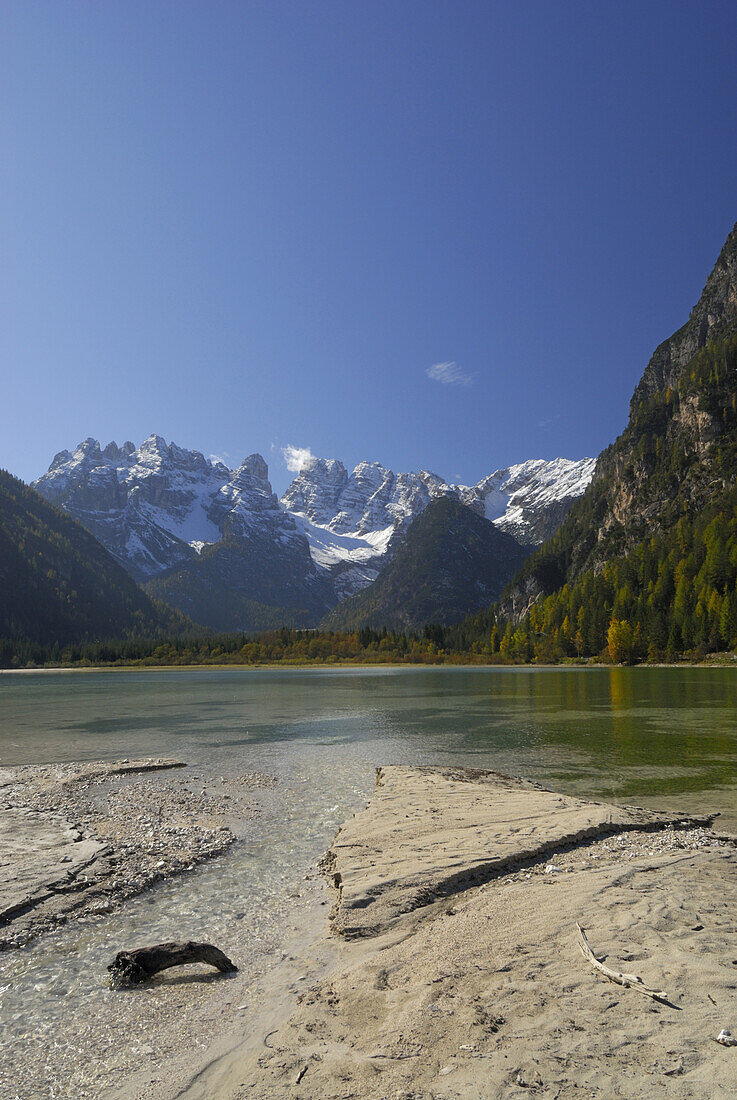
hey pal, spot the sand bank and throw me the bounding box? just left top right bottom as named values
left=177, top=766, right=737, bottom=1100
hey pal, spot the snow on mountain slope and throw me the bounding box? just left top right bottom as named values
left=291, top=513, right=395, bottom=569
left=34, top=438, right=595, bottom=606
left=460, top=457, right=598, bottom=544
left=290, top=513, right=394, bottom=601
left=33, top=436, right=304, bottom=583
left=281, top=455, right=595, bottom=592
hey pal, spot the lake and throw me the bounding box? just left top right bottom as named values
left=1, top=665, right=736, bottom=1097
left=2, top=664, right=736, bottom=809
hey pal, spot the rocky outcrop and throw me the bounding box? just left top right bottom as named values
left=633, top=222, right=737, bottom=404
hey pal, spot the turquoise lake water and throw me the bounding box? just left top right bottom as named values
left=1, top=665, right=736, bottom=810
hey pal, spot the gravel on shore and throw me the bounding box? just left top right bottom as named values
left=0, top=759, right=276, bottom=949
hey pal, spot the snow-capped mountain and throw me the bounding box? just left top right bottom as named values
left=281, top=458, right=458, bottom=598
left=34, top=436, right=305, bottom=583
left=281, top=455, right=595, bottom=597
left=33, top=437, right=595, bottom=625
left=459, top=457, right=597, bottom=544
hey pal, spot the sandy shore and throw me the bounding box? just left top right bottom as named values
left=173, top=766, right=737, bottom=1100
left=0, top=759, right=274, bottom=949
left=3, top=763, right=736, bottom=1098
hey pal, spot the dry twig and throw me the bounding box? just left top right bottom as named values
left=576, top=924, right=668, bottom=1002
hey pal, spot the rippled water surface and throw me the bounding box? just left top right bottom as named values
left=1, top=665, right=736, bottom=1096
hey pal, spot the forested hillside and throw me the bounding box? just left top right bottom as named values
left=322, top=497, right=529, bottom=632
left=0, top=469, right=184, bottom=660
left=464, top=222, right=737, bottom=661
left=145, top=527, right=334, bottom=632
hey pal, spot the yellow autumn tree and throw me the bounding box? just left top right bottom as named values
left=607, top=618, right=634, bottom=664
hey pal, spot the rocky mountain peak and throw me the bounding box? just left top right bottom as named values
left=34, top=436, right=236, bottom=580
left=34, top=435, right=595, bottom=612
left=633, top=220, right=737, bottom=406
left=222, top=455, right=276, bottom=508
left=236, top=453, right=269, bottom=484
left=136, top=433, right=169, bottom=462
left=49, top=448, right=72, bottom=470
left=75, top=437, right=102, bottom=458
left=281, top=457, right=350, bottom=525
left=282, top=453, right=594, bottom=549
left=101, top=440, right=137, bottom=461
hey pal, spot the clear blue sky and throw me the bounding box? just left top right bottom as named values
left=3, top=1, right=737, bottom=494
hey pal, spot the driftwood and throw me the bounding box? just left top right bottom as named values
left=576, top=924, right=668, bottom=1002
left=108, top=940, right=237, bottom=987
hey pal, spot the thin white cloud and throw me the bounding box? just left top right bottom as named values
left=282, top=444, right=315, bottom=473
left=209, top=452, right=233, bottom=469
left=426, top=361, right=473, bottom=386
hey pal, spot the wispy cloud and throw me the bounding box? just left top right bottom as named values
left=282, top=444, right=315, bottom=473
left=209, top=451, right=234, bottom=469
left=426, top=361, right=473, bottom=386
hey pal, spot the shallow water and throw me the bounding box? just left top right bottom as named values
left=1, top=665, right=736, bottom=1096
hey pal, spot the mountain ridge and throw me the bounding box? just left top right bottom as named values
left=33, top=439, right=594, bottom=631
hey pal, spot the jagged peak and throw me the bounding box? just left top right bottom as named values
left=417, top=469, right=447, bottom=485
left=40, top=435, right=247, bottom=483
left=49, top=448, right=72, bottom=470
left=236, top=453, right=269, bottom=482
left=299, top=455, right=347, bottom=479
left=351, top=459, right=389, bottom=475
left=138, top=433, right=169, bottom=454
left=74, top=437, right=102, bottom=456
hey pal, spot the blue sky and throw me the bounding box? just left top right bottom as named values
left=3, top=1, right=737, bottom=495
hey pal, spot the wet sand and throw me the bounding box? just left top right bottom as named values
left=172, top=767, right=737, bottom=1100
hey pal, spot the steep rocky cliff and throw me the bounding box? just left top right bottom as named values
left=499, top=220, right=737, bottom=626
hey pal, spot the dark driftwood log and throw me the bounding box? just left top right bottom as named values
left=108, top=941, right=237, bottom=986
